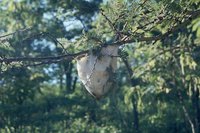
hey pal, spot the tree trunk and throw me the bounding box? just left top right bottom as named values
left=64, top=62, right=73, bottom=92
left=59, top=64, right=63, bottom=90
left=122, top=57, right=140, bottom=132
left=132, top=94, right=139, bottom=133
left=192, top=85, right=200, bottom=133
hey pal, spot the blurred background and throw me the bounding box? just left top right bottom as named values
left=0, top=0, right=200, bottom=133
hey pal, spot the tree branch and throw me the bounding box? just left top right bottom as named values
left=0, top=9, right=199, bottom=65
left=112, top=9, right=200, bottom=45
left=0, top=27, right=32, bottom=38
left=0, top=50, right=88, bottom=64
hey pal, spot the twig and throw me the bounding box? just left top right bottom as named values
left=0, top=50, right=88, bottom=64
left=100, top=9, right=117, bottom=32
left=112, top=9, right=200, bottom=45
left=42, top=32, right=69, bottom=54
left=0, top=9, right=199, bottom=65
left=0, top=27, right=32, bottom=38
left=83, top=55, right=98, bottom=86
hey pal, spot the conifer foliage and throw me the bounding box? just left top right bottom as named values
left=0, top=0, right=200, bottom=133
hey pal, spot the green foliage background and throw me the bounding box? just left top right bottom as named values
left=0, top=0, right=200, bottom=133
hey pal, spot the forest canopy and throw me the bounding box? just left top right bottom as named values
left=0, top=0, right=200, bottom=133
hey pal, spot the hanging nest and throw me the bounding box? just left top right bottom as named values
left=76, top=45, right=119, bottom=99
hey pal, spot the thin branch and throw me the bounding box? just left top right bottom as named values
left=100, top=9, right=117, bottom=32
left=0, top=9, right=199, bottom=65
left=0, top=50, right=88, bottom=64
left=117, top=9, right=200, bottom=45
left=83, top=56, right=98, bottom=86
left=0, top=27, right=32, bottom=38
left=42, top=32, right=69, bottom=54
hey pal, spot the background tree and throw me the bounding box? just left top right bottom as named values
left=0, top=0, right=200, bottom=133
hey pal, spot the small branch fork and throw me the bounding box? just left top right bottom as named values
left=0, top=8, right=200, bottom=66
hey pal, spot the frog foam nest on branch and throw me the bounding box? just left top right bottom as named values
left=76, top=45, right=119, bottom=99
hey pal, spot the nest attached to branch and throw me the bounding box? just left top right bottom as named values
left=77, top=45, right=119, bottom=99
